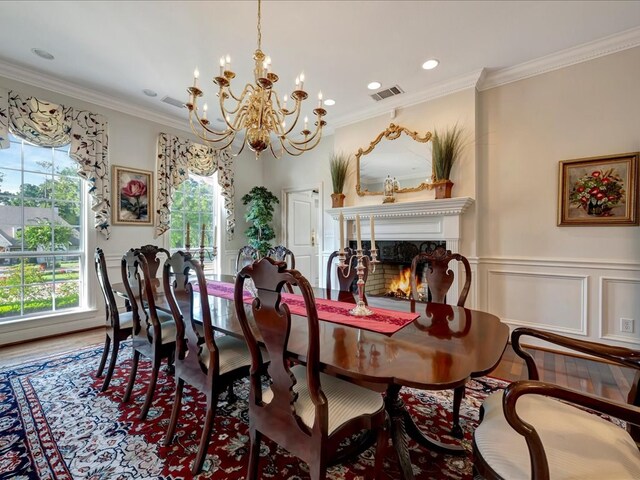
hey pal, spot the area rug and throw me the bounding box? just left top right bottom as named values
left=0, top=343, right=508, bottom=479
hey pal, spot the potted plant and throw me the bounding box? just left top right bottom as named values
left=241, top=186, right=279, bottom=257
left=432, top=124, right=465, bottom=199
left=330, top=152, right=350, bottom=208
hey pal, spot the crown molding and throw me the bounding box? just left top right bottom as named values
left=479, top=26, right=640, bottom=91
left=331, top=69, right=485, bottom=130
left=0, top=59, right=191, bottom=133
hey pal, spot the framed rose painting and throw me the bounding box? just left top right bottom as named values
left=112, top=165, right=153, bottom=226
left=558, top=152, right=638, bottom=226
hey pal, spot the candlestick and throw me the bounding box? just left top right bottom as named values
left=338, top=212, right=344, bottom=254
left=201, top=223, right=205, bottom=248
left=214, top=224, right=217, bottom=242
left=355, top=214, right=362, bottom=251
left=186, top=222, right=191, bottom=250
left=370, top=215, right=376, bottom=251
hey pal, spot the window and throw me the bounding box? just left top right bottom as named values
left=0, top=134, right=86, bottom=321
left=169, top=173, right=219, bottom=273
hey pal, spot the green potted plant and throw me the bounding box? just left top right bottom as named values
left=432, top=124, right=465, bottom=199
left=330, top=152, right=350, bottom=208
left=241, top=186, right=279, bottom=257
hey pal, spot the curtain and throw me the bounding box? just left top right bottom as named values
left=155, top=133, right=235, bottom=239
left=0, top=89, right=111, bottom=239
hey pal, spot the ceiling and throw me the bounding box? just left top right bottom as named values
left=0, top=1, right=639, bottom=131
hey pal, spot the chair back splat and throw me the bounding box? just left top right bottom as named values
left=410, top=245, right=471, bottom=306
left=236, top=245, right=259, bottom=273
left=235, top=258, right=387, bottom=480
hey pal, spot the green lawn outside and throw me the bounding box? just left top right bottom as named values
left=0, top=293, right=80, bottom=318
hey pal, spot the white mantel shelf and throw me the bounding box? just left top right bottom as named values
left=326, top=197, right=474, bottom=220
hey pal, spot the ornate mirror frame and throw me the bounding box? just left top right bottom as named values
left=355, top=123, right=434, bottom=197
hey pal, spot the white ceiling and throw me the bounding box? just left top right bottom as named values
left=0, top=1, right=639, bottom=131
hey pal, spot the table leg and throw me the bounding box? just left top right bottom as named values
left=385, top=384, right=466, bottom=480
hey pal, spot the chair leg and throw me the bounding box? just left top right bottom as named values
left=192, top=393, right=219, bottom=475
left=164, top=377, right=185, bottom=447
left=122, top=350, right=140, bottom=403
left=96, top=334, right=111, bottom=378
left=226, top=381, right=237, bottom=404
left=309, top=458, right=327, bottom=480
left=101, top=338, right=121, bottom=392
left=373, top=418, right=388, bottom=480
left=139, top=355, right=161, bottom=421
left=451, top=385, right=465, bottom=438
left=247, top=427, right=262, bottom=480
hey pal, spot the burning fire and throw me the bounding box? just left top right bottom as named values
left=387, top=267, right=422, bottom=299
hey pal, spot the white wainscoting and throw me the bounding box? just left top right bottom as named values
left=599, top=277, right=640, bottom=346
left=478, top=256, right=640, bottom=347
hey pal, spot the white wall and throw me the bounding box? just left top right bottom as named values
left=0, top=75, right=264, bottom=344
left=476, top=46, right=640, bottom=347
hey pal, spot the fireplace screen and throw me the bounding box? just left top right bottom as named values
left=348, top=240, right=445, bottom=300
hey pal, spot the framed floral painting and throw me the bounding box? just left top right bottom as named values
left=558, top=152, right=638, bottom=226
left=112, top=165, right=153, bottom=225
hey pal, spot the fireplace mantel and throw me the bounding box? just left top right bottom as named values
left=326, top=197, right=474, bottom=220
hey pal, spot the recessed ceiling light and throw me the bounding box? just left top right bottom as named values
left=31, top=48, right=54, bottom=60
left=323, top=99, right=335, bottom=106
left=422, top=59, right=439, bottom=70
left=143, top=89, right=158, bottom=97
left=367, top=81, right=381, bottom=90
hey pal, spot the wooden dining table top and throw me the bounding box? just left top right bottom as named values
left=112, top=274, right=509, bottom=391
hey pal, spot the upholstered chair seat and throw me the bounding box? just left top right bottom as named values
left=262, top=364, right=385, bottom=434
left=199, top=335, right=253, bottom=374
left=475, top=391, right=640, bottom=479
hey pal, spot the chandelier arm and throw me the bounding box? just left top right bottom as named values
left=281, top=100, right=303, bottom=136
left=283, top=124, right=325, bottom=151
left=189, top=109, right=234, bottom=137
left=287, top=121, right=324, bottom=146
left=226, top=83, right=254, bottom=104
left=268, top=142, right=283, bottom=160
left=220, top=89, right=248, bottom=116
left=277, top=136, right=313, bottom=157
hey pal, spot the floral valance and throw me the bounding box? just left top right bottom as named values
left=0, top=89, right=111, bottom=239
left=155, top=133, right=235, bottom=239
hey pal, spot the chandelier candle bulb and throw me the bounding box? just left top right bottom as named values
left=317, top=91, right=323, bottom=107
left=193, top=68, right=200, bottom=87
left=300, top=72, right=305, bottom=90
left=283, top=94, right=288, bottom=109
left=356, top=214, right=362, bottom=251
left=339, top=212, right=345, bottom=254
left=202, top=103, right=208, bottom=120
left=219, top=57, right=225, bottom=75
left=304, top=116, right=308, bottom=130
left=370, top=215, right=376, bottom=250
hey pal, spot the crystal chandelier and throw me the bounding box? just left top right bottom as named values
left=186, top=0, right=327, bottom=158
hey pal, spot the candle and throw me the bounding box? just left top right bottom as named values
left=339, top=212, right=344, bottom=254
left=193, top=67, right=199, bottom=88
left=214, top=224, right=218, bottom=242
left=202, top=103, right=208, bottom=120
left=370, top=215, right=376, bottom=251
left=201, top=223, right=205, bottom=248
left=283, top=94, right=288, bottom=109
left=186, top=222, right=191, bottom=246
left=225, top=54, right=231, bottom=70
left=304, top=116, right=308, bottom=130
left=356, top=214, right=362, bottom=251
left=317, top=91, right=323, bottom=108
left=299, top=72, right=305, bottom=90
left=219, top=57, right=225, bottom=76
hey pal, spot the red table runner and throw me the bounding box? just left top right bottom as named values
left=199, top=280, right=418, bottom=335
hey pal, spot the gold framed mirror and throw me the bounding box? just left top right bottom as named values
left=355, top=123, right=433, bottom=197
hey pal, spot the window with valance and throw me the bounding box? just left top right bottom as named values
left=155, top=133, right=235, bottom=240
left=0, top=89, right=111, bottom=239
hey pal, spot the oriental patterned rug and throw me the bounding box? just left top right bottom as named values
left=0, top=343, right=508, bottom=479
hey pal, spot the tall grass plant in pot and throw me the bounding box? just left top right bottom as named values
left=330, top=153, right=350, bottom=208
left=432, top=125, right=465, bottom=199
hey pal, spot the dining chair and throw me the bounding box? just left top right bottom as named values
left=234, top=257, right=387, bottom=480
left=236, top=245, right=259, bottom=273
left=267, top=245, right=295, bottom=293
left=94, top=247, right=133, bottom=392
left=120, top=247, right=176, bottom=420
left=409, top=245, right=472, bottom=438
left=162, top=251, right=253, bottom=475
left=474, top=327, right=640, bottom=479
left=325, top=248, right=370, bottom=304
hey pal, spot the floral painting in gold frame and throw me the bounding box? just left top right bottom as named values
left=558, top=152, right=638, bottom=226
left=112, top=165, right=153, bottom=226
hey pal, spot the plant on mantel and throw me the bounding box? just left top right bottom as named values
left=432, top=124, right=465, bottom=199
left=330, top=152, right=350, bottom=208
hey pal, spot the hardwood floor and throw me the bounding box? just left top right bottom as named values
left=0, top=328, right=636, bottom=402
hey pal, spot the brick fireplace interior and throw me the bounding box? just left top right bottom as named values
left=347, top=240, right=446, bottom=300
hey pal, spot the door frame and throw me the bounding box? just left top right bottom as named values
left=281, top=182, right=324, bottom=283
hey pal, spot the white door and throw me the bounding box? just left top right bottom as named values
left=286, top=190, right=318, bottom=285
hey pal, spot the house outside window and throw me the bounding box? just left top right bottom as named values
left=168, top=173, right=220, bottom=274
left=0, top=134, right=86, bottom=321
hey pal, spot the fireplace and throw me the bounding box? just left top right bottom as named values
left=327, top=197, right=475, bottom=306
left=348, top=240, right=445, bottom=300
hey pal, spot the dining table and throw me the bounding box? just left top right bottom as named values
left=112, top=274, right=509, bottom=480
